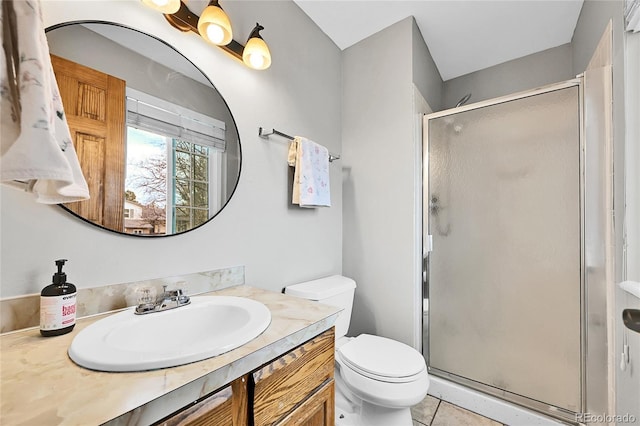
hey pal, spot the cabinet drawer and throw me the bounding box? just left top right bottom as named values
left=253, top=327, right=335, bottom=426
left=158, top=375, right=248, bottom=426
left=275, top=380, right=334, bottom=426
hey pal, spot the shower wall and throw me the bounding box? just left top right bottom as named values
left=425, top=83, right=583, bottom=417
left=442, top=43, right=573, bottom=109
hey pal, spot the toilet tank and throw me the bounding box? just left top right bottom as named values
left=284, top=275, right=356, bottom=339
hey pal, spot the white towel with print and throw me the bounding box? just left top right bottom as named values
left=288, top=136, right=330, bottom=207
left=0, top=0, right=89, bottom=204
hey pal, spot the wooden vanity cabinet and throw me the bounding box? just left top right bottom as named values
left=159, top=328, right=335, bottom=426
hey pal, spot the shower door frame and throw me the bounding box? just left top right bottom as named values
left=422, top=77, right=609, bottom=423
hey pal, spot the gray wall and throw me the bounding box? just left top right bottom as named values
left=342, top=17, right=441, bottom=347
left=572, top=0, right=622, bottom=75
left=442, top=43, right=574, bottom=108
left=0, top=0, right=342, bottom=297
left=412, top=23, right=443, bottom=112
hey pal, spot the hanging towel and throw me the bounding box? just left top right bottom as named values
left=0, top=0, right=89, bottom=204
left=287, top=136, right=331, bottom=207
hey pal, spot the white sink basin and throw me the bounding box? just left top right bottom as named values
left=68, top=296, right=271, bottom=372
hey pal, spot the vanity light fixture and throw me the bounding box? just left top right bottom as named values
left=144, top=0, right=272, bottom=70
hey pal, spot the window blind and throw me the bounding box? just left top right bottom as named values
left=126, top=96, right=226, bottom=151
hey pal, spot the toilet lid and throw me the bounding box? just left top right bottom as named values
left=337, top=334, right=426, bottom=382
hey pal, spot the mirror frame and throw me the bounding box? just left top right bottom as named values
left=46, top=20, right=242, bottom=238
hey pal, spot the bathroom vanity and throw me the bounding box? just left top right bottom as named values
left=0, top=285, right=340, bottom=425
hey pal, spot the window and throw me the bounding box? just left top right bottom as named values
left=125, top=89, right=225, bottom=235
left=173, top=140, right=211, bottom=233
left=124, top=208, right=134, bottom=218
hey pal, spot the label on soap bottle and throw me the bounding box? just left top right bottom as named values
left=40, top=294, right=76, bottom=331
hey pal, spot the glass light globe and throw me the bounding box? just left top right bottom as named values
left=242, top=36, right=271, bottom=70
left=197, top=4, right=233, bottom=46
left=141, top=0, right=180, bottom=14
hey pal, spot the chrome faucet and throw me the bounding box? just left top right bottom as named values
left=135, top=285, right=191, bottom=315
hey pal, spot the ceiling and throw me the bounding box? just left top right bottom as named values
left=293, top=0, right=584, bottom=81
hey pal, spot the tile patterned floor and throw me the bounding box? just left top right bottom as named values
left=412, top=395, right=504, bottom=426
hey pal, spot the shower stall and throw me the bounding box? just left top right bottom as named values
left=422, top=73, right=612, bottom=423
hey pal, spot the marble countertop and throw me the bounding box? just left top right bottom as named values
left=0, top=285, right=341, bottom=426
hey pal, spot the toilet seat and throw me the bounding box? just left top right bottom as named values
left=334, top=333, right=429, bottom=408
left=337, top=334, right=426, bottom=383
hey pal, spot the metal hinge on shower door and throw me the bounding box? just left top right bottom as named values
left=425, top=235, right=433, bottom=253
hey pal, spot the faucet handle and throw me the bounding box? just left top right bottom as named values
left=163, top=287, right=188, bottom=302
left=163, top=288, right=182, bottom=297
left=174, top=288, right=190, bottom=304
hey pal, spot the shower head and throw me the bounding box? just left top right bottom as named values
left=455, top=93, right=472, bottom=108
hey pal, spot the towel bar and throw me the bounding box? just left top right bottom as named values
left=258, top=127, right=340, bottom=162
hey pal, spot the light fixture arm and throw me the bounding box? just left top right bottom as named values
left=246, top=23, right=264, bottom=41
left=164, top=1, right=244, bottom=60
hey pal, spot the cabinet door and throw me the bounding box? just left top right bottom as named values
left=253, top=328, right=335, bottom=426
left=158, top=376, right=248, bottom=426
left=275, top=380, right=334, bottom=426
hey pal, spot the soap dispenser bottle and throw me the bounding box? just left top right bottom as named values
left=40, top=259, right=77, bottom=336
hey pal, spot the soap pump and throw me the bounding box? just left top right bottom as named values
left=40, top=259, right=77, bottom=337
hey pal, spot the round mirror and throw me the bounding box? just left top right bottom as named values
left=46, top=21, right=241, bottom=237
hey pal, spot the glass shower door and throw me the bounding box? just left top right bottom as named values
left=425, top=85, right=582, bottom=413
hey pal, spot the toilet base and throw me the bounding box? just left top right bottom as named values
left=335, top=380, right=413, bottom=426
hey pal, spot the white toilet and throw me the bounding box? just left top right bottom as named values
left=285, top=275, right=429, bottom=426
